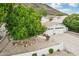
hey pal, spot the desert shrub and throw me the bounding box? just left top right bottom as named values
left=63, top=14, right=79, bottom=32
left=49, top=18, right=52, bottom=21
left=48, top=48, right=54, bottom=54
left=41, top=54, right=46, bottom=56
left=5, top=4, right=46, bottom=40
left=57, top=49, right=60, bottom=52
left=32, top=53, right=37, bottom=56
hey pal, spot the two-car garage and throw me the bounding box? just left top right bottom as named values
left=44, top=24, right=68, bottom=36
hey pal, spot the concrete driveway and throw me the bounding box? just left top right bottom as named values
left=52, top=33, right=79, bottom=56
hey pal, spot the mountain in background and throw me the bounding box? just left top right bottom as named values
left=24, top=3, right=67, bottom=15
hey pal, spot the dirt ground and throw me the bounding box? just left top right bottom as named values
left=0, top=36, right=58, bottom=56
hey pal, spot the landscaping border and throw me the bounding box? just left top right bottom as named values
left=13, top=42, right=64, bottom=56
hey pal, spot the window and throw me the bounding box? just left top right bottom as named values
left=48, top=28, right=54, bottom=30
left=55, top=27, right=64, bottom=29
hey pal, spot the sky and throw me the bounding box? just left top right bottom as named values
left=47, top=3, right=79, bottom=14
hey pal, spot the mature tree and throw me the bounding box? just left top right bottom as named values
left=4, top=4, right=46, bottom=40
left=63, top=14, right=79, bottom=32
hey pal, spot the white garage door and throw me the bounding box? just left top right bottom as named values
left=54, top=29, right=65, bottom=34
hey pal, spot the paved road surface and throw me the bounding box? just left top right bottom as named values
left=44, top=16, right=79, bottom=56
left=52, top=33, right=79, bottom=56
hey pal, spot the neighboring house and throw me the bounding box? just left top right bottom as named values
left=44, top=24, right=68, bottom=36
left=51, top=16, right=67, bottom=24
left=41, top=16, right=67, bottom=24
left=42, top=16, right=68, bottom=37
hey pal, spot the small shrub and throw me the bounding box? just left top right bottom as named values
left=49, top=18, right=52, bottom=21
left=49, top=48, right=54, bottom=54
left=42, top=54, right=46, bottom=56
left=32, top=53, right=37, bottom=56
left=57, top=49, right=60, bottom=52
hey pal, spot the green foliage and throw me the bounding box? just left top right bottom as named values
left=56, top=13, right=65, bottom=16
left=5, top=4, right=46, bottom=40
left=63, top=14, right=79, bottom=32
left=48, top=48, right=54, bottom=54
left=0, top=4, right=7, bottom=24
left=32, top=53, right=37, bottom=56
left=0, top=3, right=15, bottom=26
left=36, top=8, right=47, bottom=17
left=39, top=8, right=47, bottom=16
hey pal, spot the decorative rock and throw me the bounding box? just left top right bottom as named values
left=12, top=42, right=17, bottom=46
left=24, top=44, right=28, bottom=47
left=38, top=35, right=46, bottom=40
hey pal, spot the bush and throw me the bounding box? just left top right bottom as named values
left=36, top=8, right=47, bottom=17
left=32, top=53, right=37, bottom=56
left=0, top=4, right=8, bottom=24
left=57, top=49, right=60, bottom=52
left=41, top=54, right=46, bottom=56
left=48, top=48, right=54, bottom=54
left=5, top=4, right=46, bottom=40
left=63, top=14, right=79, bottom=33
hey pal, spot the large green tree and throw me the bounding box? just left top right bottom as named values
left=3, top=4, right=46, bottom=40
left=0, top=4, right=7, bottom=25
left=63, top=14, right=79, bottom=32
